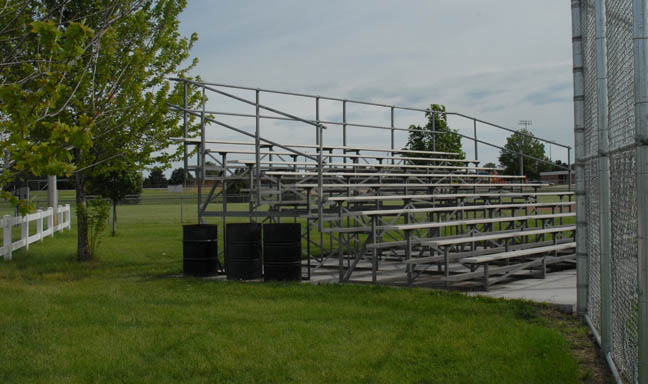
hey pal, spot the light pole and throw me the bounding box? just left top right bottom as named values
left=518, top=120, right=533, bottom=131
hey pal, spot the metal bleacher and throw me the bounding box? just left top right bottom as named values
left=170, top=79, right=574, bottom=290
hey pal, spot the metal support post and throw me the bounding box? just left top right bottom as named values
left=198, top=86, right=206, bottom=224
left=315, top=97, right=320, bottom=146
left=519, top=153, right=524, bottom=176
left=431, top=111, right=436, bottom=152
left=595, top=0, right=612, bottom=355
left=633, top=0, right=648, bottom=380
left=222, top=152, right=228, bottom=259
left=318, top=124, right=324, bottom=232
left=571, top=0, right=588, bottom=317
left=638, top=121, right=648, bottom=384
left=343, top=100, right=347, bottom=167
left=255, top=90, right=261, bottom=202
left=306, top=188, right=312, bottom=280
left=473, top=119, right=478, bottom=162
left=338, top=202, right=343, bottom=282
left=390, top=106, right=395, bottom=164
left=405, top=230, right=412, bottom=282
left=248, top=164, right=254, bottom=223
left=371, top=216, right=377, bottom=283
left=405, top=204, right=411, bottom=281
left=568, top=147, right=573, bottom=192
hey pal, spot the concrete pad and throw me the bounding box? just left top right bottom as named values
left=467, top=269, right=577, bottom=313
left=306, top=259, right=578, bottom=314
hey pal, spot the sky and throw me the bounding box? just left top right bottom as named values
left=176, top=0, right=574, bottom=168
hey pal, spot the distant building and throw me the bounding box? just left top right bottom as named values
left=540, top=170, right=575, bottom=185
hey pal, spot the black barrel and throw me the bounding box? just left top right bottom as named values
left=225, top=223, right=262, bottom=280
left=183, top=224, right=220, bottom=276
left=263, top=223, right=302, bottom=282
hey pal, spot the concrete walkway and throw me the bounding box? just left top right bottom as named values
left=306, top=259, right=578, bottom=313
left=467, top=269, right=577, bottom=313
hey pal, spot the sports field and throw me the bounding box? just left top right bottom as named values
left=0, top=189, right=604, bottom=383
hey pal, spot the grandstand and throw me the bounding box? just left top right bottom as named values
left=170, top=79, right=574, bottom=290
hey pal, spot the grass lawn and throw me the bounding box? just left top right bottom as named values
left=0, top=188, right=605, bottom=383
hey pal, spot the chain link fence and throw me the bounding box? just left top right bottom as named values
left=606, top=0, right=639, bottom=382
left=0, top=192, right=253, bottom=223
left=581, top=0, right=603, bottom=335
left=610, top=149, right=639, bottom=381
left=576, top=0, right=641, bottom=382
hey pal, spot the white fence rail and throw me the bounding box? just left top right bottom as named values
left=1, top=204, right=71, bottom=261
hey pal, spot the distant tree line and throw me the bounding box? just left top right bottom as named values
left=405, top=106, right=568, bottom=180
left=142, top=167, right=195, bottom=188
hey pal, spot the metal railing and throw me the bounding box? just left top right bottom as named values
left=171, top=78, right=329, bottom=229
left=168, top=78, right=574, bottom=238
left=170, top=78, right=572, bottom=180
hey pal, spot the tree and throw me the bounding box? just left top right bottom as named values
left=498, top=128, right=550, bottom=180
left=406, top=104, right=465, bottom=161
left=144, top=167, right=168, bottom=188
left=169, top=167, right=196, bottom=186
left=1, top=1, right=202, bottom=260
left=0, top=2, right=100, bottom=214
left=169, top=168, right=184, bottom=185
left=483, top=162, right=497, bottom=170
left=87, top=169, right=141, bottom=236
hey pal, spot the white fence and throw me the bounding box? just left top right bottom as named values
left=1, top=204, right=72, bottom=260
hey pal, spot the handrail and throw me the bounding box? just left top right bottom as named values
left=444, top=112, right=568, bottom=148
left=169, top=77, right=573, bottom=230
left=172, top=106, right=569, bottom=171
left=171, top=78, right=325, bottom=131
left=169, top=78, right=570, bottom=150
left=169, top=105, right=320, bottom=162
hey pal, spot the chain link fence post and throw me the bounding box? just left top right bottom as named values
left=571, top=0, right=590, bottom=317
left=634, top=0, right=648, bottom=381
left=595, top=0, right=613, bottom=356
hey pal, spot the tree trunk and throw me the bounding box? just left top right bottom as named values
left=76, top=172, right=90, bottom=261
left=112, top=200, right=117, bottom=236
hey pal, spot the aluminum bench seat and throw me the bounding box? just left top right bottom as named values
left=441, top=242, right=576, bottom=290
left=326, top=191, right=573, bottom=203
left=233, top=160, right=502, bottom=172
left=315, top=202, right=574, bottom=221
left=291, top=183, right=546, bottom=189
left=382, top=212, right=575, bottom=232
left=322, top=212, right=575, bottom=233
left=460, top=242, right=576, bottom=264
left=370, top=225, right=576, bottom=252
left=209, top=149, right=479, bottom=164
left=265, top=171, right=525, bottom=180
left=176, top=138, right=464, bottom=157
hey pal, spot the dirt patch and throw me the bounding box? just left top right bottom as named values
left=539, top=307, right=615, bottom=383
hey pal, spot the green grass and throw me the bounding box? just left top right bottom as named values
left=0, top=187, right=589, bottom=383
left=0, top=278, right=582, bottom=383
